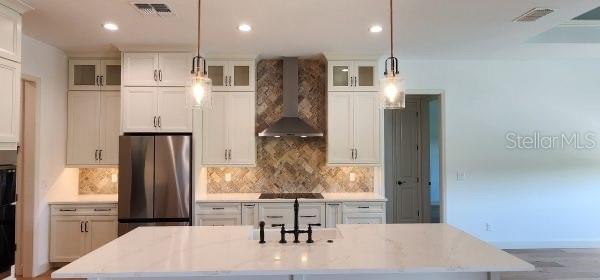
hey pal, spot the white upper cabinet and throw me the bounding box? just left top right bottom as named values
left=123, top=53, right=159, bottom=86
left=201, top=92, right=255, bottom=166
left=327, top=91, right=380, bottom=165
left=123, top=52, right=191, bottom=87
left=0, top=58, right=19, bottom=146
left=122, top=87, right=191, bottom=133
left=328, top=60, right=378, bottom=92
left=0, top=6, right=21, bottom=62
left=69, top=59, right=121, bottom=91
left=206, top=59, right=255, bottom=92
left=67, top=91, right=120, bottom=166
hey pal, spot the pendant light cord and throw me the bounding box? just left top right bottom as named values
left=389, top=0, right=393, bottom=59
left=197, top=0, right=201, bottom=58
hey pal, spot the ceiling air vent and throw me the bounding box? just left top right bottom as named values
left=513, top=8, right=555, bottom=22
left=131, top=3, right=175, bottom=17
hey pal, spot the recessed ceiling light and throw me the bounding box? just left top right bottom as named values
left=238, top=24, right=252, bottom=32
left=102, top=22, right=119, bottom=31
left=369, top=25, right=383, bottom=33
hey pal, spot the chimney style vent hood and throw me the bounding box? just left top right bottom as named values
left=258, top=58, right=323, bottom=137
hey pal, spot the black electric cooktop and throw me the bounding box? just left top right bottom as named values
left=259, top=193, right=324, bottom=199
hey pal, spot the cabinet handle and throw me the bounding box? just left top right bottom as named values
left=80, top=221, right=84, bottom=232
left=158, top=70, right=162, bottom=81
left=99, top=150, right=103, bottom=161
left=85, top=221, right=89, bottom=232
left=94, top=208, right=112, bottom=212
left=100, top=75, right=104, bottom=86
left=95, top=149, right=99, bottom=161
left=224, top=149, right=228, bottom=160
left=300, top=215, right=317, bottom=218
left=60, top=208, right=76, bottom=212
left=153, top=116, right=157, bottom=127
left=328, top=203, right=340, bottom=206
left=212, top=207, right=225, bottom=210
left=158, top=116, right=162, bottom=128
left=228, top=149, right=232, bottom=160
left=351, top=149, right=354, bottom=159
left=354, top=148, right=358, bottom=159
left=154, top=70, right=158, bottom=81
left=95, top=76, right=99, bottom=86
left=266, top=215, right=283, bottom=219
left=357, top=206, right=370, bottom=209
left=244, top=204, right=255, bottom=207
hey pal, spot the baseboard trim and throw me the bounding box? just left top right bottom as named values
left=491, top=240, right=600, bottom=249
left=32, top=262, right=49, bottom=278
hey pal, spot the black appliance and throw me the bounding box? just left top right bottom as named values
left=0, top=163, right=16, bottom=278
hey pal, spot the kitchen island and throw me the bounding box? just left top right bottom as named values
left=52, top=224, right=533, bottom=280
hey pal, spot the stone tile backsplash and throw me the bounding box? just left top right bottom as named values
left=207, top=58, right=374, bottom=193
left=79, top=168, right=118, bottom=194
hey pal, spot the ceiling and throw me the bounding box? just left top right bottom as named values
left=20, top=0, right=600, bottom=59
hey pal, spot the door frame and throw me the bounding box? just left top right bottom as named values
left=16, top=74, right=41, bottom=277
left=383, top=89, right=445, bottom=223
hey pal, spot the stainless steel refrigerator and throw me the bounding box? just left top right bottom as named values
left=118, top=135, right=192, bottom=236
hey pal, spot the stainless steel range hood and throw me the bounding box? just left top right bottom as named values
left=258, top=57, right=323, bottom=137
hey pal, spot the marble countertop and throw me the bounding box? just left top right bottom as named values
left=47, top=194, right=118, bottom=205
left=52, top=224, right=533, bottom=278
left=196, top=192, right=387, bottom=202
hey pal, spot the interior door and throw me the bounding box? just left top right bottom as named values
left=69, top=59, right=101, bottom=91
left=353, top=92, right=380, bottom=164
left=123, top=52, right=158, bottom=86
left=86, top=216, right=117, bottom=252
left=157, top=87, right=191, bottom=132
left=158, top=52, right=191, bottom=87
left=67, top=91, right=101, bottom=165
left=201, top=93, right=228, bottom=165
left=99, top=91, right=120, bottom=165
left=122, top=87, right=158, bottom=132
left=393, top=101, right=421, bottom=223
left=154, top=135, right=191, bottom=219
left=226, top=92, right=255, bottom=165
left=327, top=92, right=354, bottom=163
left=100, top=59, right=121, bottom=91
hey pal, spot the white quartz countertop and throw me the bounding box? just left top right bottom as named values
left=47, top=194, right=118, bottom=205
left=196, top=192, right=387, bottom=202
left=52, top=224, right=533, bottom=279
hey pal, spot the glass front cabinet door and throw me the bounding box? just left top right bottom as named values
left=206, top=60, right=255, bottom=92
left=328, top=60, right=378, bottom=92
left=69, top=59, right=121, bottom=91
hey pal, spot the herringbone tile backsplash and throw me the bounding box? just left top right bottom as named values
left=207, top=58, right=373, bottom=193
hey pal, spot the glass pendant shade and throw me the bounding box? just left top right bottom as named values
left=381, top=72, right=405, bottom=109
left=190, top=71, right=212, bottom=109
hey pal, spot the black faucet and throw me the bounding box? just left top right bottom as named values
left=262, top=199, right=321, bottom=244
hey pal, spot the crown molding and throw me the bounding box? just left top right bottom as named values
left=0, top=0, right=33, bottom=14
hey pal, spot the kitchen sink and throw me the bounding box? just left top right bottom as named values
left=251, top=228, right=343, bottom=242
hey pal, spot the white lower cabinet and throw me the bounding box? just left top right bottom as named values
left=325, top=203, right=343, bottom=228
left=258, top=203, right=325, bottom=228
left=195, top=203, right=242, bottom=226
left=50, top=204, right=117, bottom=262
left=342, top=202, right=385, bottom=224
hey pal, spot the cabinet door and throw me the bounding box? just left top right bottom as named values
left=122, top=87, right=158, bottom=132
left=342, top=213, right=385, bottom=224
left=50, top=216, right=87, bottom=262
left=229, top=60, right=254, bottom=91
left=123, top=53, right=158, bottom=86
left=328, top=61, right=353, bottom=91
left=227, top=92, right=255, bottom=165
left=157, top=87, right=191, bottom=132
left=241, top=203, right=259, bottom=228
left=258, top=203, right=294, bottom=228
left=0, top=58, right=20, bottom=144
left=196, top=215, right=241, bottom=226
left=297, top=203, right=325, bottom=228
left=67, top=91, right=101, bottom=165
left=201, top=93, right=228, bottom=165
left=99, top=92, right=120, bottom=165
left=206, top=60, right=228, bottom=91
left=158, top=52, right=191, bottom=87
left=100, top=59, right=121, bottom=91
left=69, top=59, right=101, bottom=91
left=327, top=92, right=354, bottom=164
left=0, top=7, right=21, bottom=62
left=354, top=61, right=378, bottom=91
left=86, top=216, right=117, bottom=253
left=353, top=92, right=380, bottom=164
left=325, top=203, right=342, bottom=228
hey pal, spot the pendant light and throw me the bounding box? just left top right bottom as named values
left=189, top=0, right=212, bottom=108
left=381, top=0, right=405, bottom=109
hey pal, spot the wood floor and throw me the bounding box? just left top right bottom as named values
left=10, top=249, right=600, bottom=280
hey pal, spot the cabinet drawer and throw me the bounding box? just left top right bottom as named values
left=196, top=214, right=241, bottom=226
left=51, top=204, right=117, bottom=216
left=343, top=213, right=385, bottom=224
left=258, top=203, right=325, bottom=228
left=196, top=203, right=241, bottom=215
left=342, top=202, right=385, bottom=213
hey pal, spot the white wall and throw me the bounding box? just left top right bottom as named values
left=398, top=59, right=600, bottom=248
left=21, top=35, right=77, bottom=276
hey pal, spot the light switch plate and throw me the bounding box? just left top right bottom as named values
left=456, top=171, right=466, bottom=181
